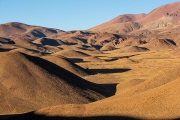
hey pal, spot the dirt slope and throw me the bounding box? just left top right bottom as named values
left=0, top=51, right=112, bottom=114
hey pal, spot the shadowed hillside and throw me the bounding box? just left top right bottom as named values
left=0, top=51, right=116, bottom=114
left=1, top=1, right=180, bottom=120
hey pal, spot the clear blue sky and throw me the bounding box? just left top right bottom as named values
left=0, top=0, right=179, bottom=31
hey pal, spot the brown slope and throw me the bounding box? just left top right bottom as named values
left=24, top=65, right=180, bottom=119
left=53, top=49, right=90, bottom=57
left=0, top=22, right=64, bottom=39
left=55, top=30, right=93, bottom=44
left=89, top=22, right=143, bottom=34
left=8, top=37, right=42, bottom=55
left=89, top=2, right=180, bottom=35
left=142, top=39, right=177, bottom=50
left=87, top=32, right=123, bottom=50
left=0, top=51, right=112, bottom=114
left=42, top=55, right=90, bottom=77
left=0, top=37, right=15, bottom=51
left=32, top=37, right=64, bottom=46
left=139, top=2, right=180, bottom=22
left=143, top=16, right=177, bottom=29
left=117, top=46, right=149, bottom=53
left=12, top=37, right=37, bottom=49
left=100, top=42, right=116, bottom=51
left=0, top=37, right=15, bottom=44
left=22, top=27, right=62, bottom=40
left=0, top=22, right=27, bottom=38
left=4, top=74, right=180, bottom=120
left=106, top=14, right=146, bottom=24
left=90, top=13, right=146, bottom=31
left=115, top=36, right=177, bottom=51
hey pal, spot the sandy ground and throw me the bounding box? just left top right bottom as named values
left=1, top=49, right=180, bottom=119
left=1, top=2, right=180, bottom=119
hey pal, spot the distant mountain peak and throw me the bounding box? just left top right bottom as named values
left=139, top=1, right=180, bottom=22
left=89, top=1, right=180, bottom=33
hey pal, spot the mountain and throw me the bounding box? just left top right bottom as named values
left=0, top=22, right=64, bottom=39
left=2, top=1, right=180, bottom=120
left=89, top=2, right=180, bottom=34
left=42, top=55, right=90, bottom=77
left=90, top=13, right=146, bottom=31
left=2, top=1, right=180, bottom=53
left=0, top=51, right=113, bottom=114
left=139, top=2, right=180, bottom=22
left=6, top=64, right=180, bottom=119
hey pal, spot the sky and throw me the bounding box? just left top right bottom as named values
left=0, top=0, right=179, bottom=31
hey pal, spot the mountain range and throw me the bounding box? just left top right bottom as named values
left=1, top=1, right=180, bottom=120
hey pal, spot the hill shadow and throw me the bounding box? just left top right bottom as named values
left=21, top=53, right=117, bottom=97
left=172, top=117, right=180, bottom=120
left=0, top=37, right=15, bottom=44
left=40, top=38, right=60, bottom=46
left=105, top=54, right=140, bottom=62
left=0, top=48, right=13, bottom=52
left=0, top=112, right=141, bottom=120
left=66, top=58, right=84, bottom=63
left=89, top=68, right=131, bottom=74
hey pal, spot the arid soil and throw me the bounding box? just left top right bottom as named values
left=1, top=1, right=180, bottom=120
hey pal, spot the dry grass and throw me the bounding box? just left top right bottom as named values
left=0, top=51, right=113, bottom=114
left=2, top=2, right=180, bottom=119
left=33, top=50, right=180, bottom=119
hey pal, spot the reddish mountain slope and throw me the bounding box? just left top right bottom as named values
left=90, top=13, right=146, bottom=31
left=139, top=2, right=180, bottom=22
